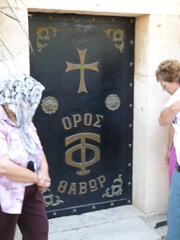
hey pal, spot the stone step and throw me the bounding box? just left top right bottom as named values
left=49, top=217, right=161, bottom=240
left=15, top=205, right=167, bottom=240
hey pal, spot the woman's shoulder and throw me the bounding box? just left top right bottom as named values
left=0, top=106, right=17, bottom=134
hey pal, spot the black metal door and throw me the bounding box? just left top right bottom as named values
left=29, top=13, right=134, bottom=218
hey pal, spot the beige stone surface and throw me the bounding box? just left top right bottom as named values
left=15, top=205, right=166, bottom=240
left=27, top=0, right=180, bottom=16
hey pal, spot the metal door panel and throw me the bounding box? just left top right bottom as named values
left=29, top=13, right=134, bottom=218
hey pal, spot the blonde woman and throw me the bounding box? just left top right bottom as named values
left=156, top=59, right=180, bottom=240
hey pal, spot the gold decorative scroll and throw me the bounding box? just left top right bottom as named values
left=103, top=28, right=124, bottom=53
left=36, top=26, right=60, bottom=52
left=102, top=174, right=123, bottom=198
left=42, top=188, right=64, bottom=207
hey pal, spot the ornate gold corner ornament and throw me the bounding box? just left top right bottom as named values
left=102, top=174, right=123, bottom=198
left=42, top=188, right=64, bottom=207
left=41, top=96, right=59, bottom=114
left=103, top=28, right=124, bottom=53
left=105, top=94, right=121, bottom=111
left=36, top=26, right=60, bottom=52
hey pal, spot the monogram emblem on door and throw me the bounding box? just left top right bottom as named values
left=65, top=133, right=101, bottom=175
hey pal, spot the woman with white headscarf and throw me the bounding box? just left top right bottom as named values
left=0, top=73, right=51, bottom=240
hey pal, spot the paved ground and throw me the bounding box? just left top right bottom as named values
left=15, top=205, right=167, bottom=240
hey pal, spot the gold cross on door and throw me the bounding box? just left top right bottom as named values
left=65, top=49, right=99, bottom=93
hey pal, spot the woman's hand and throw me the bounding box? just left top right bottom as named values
left=37, top=170, right=51, bottom=190
left=37, top=151, right=51, bottom=190
left=165, top=150, right=170, bottom=165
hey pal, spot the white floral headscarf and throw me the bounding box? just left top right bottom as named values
left=0, top=73, right=45, bottom=158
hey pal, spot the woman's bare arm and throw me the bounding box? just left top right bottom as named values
left=0, top=155, right=38, bottom=183
left=165, top=125, right=174, bottom=165
left=159, top=100, right=180, bottom=126
left=37, top=151, right=51, bottom=190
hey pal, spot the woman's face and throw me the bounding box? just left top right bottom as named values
left=159, top=79, right=180, bottom=95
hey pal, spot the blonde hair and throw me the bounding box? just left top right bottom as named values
left=155, top=59, right=180, bottom=83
